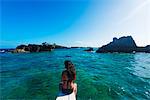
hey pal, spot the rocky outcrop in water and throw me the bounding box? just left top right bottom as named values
left=84, top=47, right=94, bottom=52
left=96, top=36, right=150, bottom=53
left=12, top=43, right=67, bottom=53
left=136, top=45, right=150, bottom=53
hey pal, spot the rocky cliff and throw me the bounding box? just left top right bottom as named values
left=96, top=36, right=150, bottom=53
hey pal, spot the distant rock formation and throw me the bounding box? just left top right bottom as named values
left=136, top=45, right=150, bottom=53
left=12, top=43, right=68, bottom=53
left=0, top=48, right=15, bottom=53
left=84, top=47, right=94, bottom=52
left=71, top=47, right=79, bottom=48
left=96, top=36, right=150, bottom=53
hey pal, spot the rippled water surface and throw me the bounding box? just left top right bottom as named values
left=0, top=48, right=150, bottom=100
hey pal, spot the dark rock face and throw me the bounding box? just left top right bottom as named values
left=84, top=48, right=94, bottom=52
left=146, top=45, right=150, bottom=53
left=96, top=36, right=150, bottom=53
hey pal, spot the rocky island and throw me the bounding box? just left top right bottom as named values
left=96, top=36, right=150, bottom=53
left=12, top=42, right=68, bottom=53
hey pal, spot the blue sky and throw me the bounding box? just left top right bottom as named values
left=1, top=0, right=150, bottom=48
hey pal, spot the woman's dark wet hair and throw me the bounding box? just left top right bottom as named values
left=64, top=60, right=71, bottom=69
left=64, top=60, right=76, bottom=80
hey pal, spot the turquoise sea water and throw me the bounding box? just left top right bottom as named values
left=0, top=48, right=150, bottom=100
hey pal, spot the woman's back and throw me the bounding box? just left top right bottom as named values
left=61, top=70, right=75, bottom=94
left=59, top=60, right=77, bottom=95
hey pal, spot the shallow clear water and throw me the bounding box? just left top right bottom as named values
left=0, top=48, right=150, bottom=100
